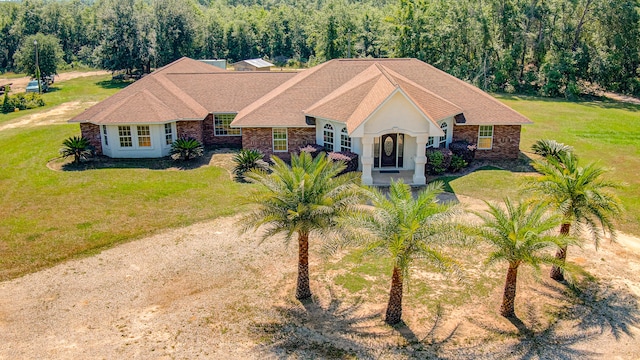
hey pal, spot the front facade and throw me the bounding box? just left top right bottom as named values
left=71, top=57, right=531, bottom=185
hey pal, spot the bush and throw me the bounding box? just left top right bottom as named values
left=449, top=140, right=476, bottom=164
left=170, top=137, right=204, bottom=161
left=531, top=139, right=573, bottom=162
left=327, top=151, right=358, bottom=174
left=233, top=149, right=269, bottom=181
left=1, top=92, right=45, bottom=113
left=60, top=136, right=94, bottom=164
left=449, top=154, right=468, bottom=172
left=299, top=143, right=325, bottom=158
left=426, top=148, right=452, bottom=175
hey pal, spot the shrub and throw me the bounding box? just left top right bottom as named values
left=327, top=151, right=358, bottom=174
left=1, top=92, right=45, bottom=113
left=233, top=149, right=269, bottom=181
left=426, top=148, right=452, bottom=175
left=299, top=143, right=325, bottom=158
left=449, top=154, right=468, bottom=172
left=60, top=136, right=94, bottom=164
left=449, top=140, right=476, bottom=164
left=1, top=88, right=13, bottom=113
left=531, top=139, right=573, bottom=162
left=170, top=137, right=204, bottom=161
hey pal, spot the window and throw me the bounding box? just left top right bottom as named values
left=478, top=125, right=494, bottom=149
left=427, top=136, right=435, bottom=148
left=137, top=126, right=151, bottom=147
left=165, top=123, right=174, bottom=145
left=340, top=128, right=351, bottom=151
left=102, top=125, right=108, bottom=146
left=118, top=126, right=132, bottom=147
left=273, top=128, right=288, bottom=152
left=214, top=114, right=240, bottom=136
left=323, top=124, right=334, bottom=152
left=439, top=122, right=448, bottom=147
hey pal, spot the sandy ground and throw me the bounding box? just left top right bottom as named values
left=0, top=194, right=638, bottom=359
left=0, top=101, right=98, bottom=132
left=0, top=71, right=109, bottom=94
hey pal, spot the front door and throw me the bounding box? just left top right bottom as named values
left=380, top=134, right=397, bottom=167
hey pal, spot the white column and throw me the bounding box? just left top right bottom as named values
left=361, top=136, right=374, bottom=185
left=413, top=134, right=428, bottom=185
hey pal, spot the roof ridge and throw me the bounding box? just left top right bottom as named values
left=233, top=60, right=334, bottom=123
left=375, top=63, right=399, bottom=87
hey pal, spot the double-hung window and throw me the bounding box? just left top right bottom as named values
left=323, top=124, right=334, bottom=152
left=478, top=125, right=494, bottom=149
left=273, top=128, right=287, bottom=152
left=137, top=126, right=151, bottom=147
left=102, top=125, right=109, bottom=146
left=214, top=114, right=240, bottom=136
left=118, top=126, right=132, bottom=147
left=165, top=123, right=174, bottom=145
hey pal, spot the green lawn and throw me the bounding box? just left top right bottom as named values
left=0, top=75, right=127, bottom=124
left=444, top=95, right=640, bottom=236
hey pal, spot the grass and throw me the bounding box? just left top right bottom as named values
left=0, top=75, right=128, bottom=124
left=0, top=123, right=249, bottom=281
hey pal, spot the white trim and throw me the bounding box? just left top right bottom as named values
left=477, top=125, right=494, bottom=150
left=272, top=128, right=288, bottom=152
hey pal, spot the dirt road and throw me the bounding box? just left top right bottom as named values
left=0, top=71, right=109, bottom=94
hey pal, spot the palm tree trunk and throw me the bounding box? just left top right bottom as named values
left=295, top=231, right=312, bottom=300
left=500, top=262, right=519, bottom=318
left=385, top=266, right=403, bottom=325
left=550, top=223, right=571, bottom=281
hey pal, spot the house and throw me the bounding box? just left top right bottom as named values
left=70, top=57, right=532, bottom=185
left=232, top=58, right=274, bottom=71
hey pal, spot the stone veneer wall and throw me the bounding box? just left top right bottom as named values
left=176, top=121, right=204, bottom=143
left=80, top=123, right=102, bottom=155
left=242, top=127, right=316, bottom=161
left=202, top=114, right=242, bottom=147
left=452, top=124, right=521, bottom=159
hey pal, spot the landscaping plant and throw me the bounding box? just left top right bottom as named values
left=345, top=179, right=459, bottom=325
left=170, top=137, right=204, bottom=161
left=524, top=152, right=622, bottom=281
left=239, top=151, right=362, bottom=300
left=60, top=136, right=93, bottom=164
left=531, top=139, right=573, bottom=162
left=475, top=198, right=568, bottom=317
left=232, top=149, right=269, bottom=181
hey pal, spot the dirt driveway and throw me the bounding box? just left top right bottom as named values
left=0, top=194, right=638, bottom=359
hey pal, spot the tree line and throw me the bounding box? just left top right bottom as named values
left=1, top=0, right=639, bottom=97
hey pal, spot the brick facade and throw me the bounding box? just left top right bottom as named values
left=176, top=121, right=204, bottom=144
left=80, top=123, right=102, bottom=155
left=452, top=124, right=521, bottom=159
left=242, top=127, right=316, bottom=161
left=202, top=114, right=242, bottom=148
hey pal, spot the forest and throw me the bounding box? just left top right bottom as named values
left=1, top=0, right=639, bottom=98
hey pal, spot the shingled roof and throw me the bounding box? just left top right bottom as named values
left=71, top=57, right=531, bottom=129
left=231, top=58, right=532, bottom=129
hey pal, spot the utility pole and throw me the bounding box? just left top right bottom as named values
left=347, top=29, right=351, bottom=59
left=34, top=39, right=41, bottom=94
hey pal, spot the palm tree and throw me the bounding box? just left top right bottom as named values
left=239, top=152, right=362, bottom=300
left=531, top=139, right=573, bottom=162
left=524, top=152, right=622, bottom=281
left=170, top=137, right=204, bottom=161
left=347, top=179, right=459, bottom=325
left=475, top=198, right=567, bottom=318
left=60, top=136, right=93, bottom=164
left=232, top=149, right=269, bottom=181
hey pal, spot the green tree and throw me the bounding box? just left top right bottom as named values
left=475, top=198, right=567, bottom=318
left=524, top=152, right=623, bottom=281
left=531, top=139, right=574, bottom=162
left=153, top=0, right=200, bottom=66
left=347, top=180, right=459, bottom=325
left=239, top=152, right=361, bottom=300
left=13, top=33, right=63, bottom=78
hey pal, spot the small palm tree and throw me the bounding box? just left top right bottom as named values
left=475, top=198, right=567, bottom=318
left=239, top=151, right=362, bottom=300
left=60, top=136, right=93, bottom=164
left=531, top=139, right=573, bottom=162
left=347, top=180, right=459, bottom=325
left=232, top=149, right=269, bottom=181
left=170, top=137, right=204, bottom=161
left=524, top=152, right=622, bottom=281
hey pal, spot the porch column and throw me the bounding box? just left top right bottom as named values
left=413, top=134, right=428, bottom=185
left=361, top=136, right=374, bottom=185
